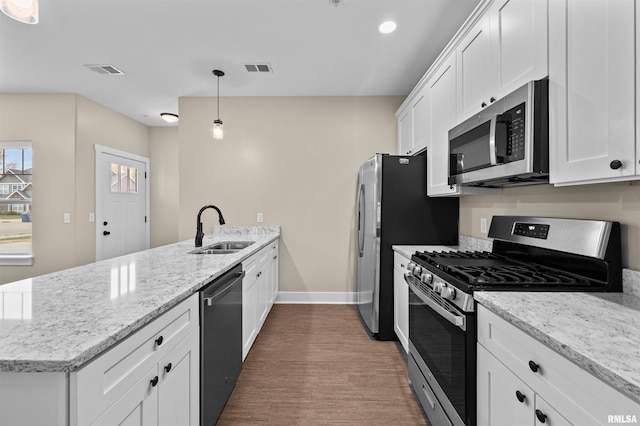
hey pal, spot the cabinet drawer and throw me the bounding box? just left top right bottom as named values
left=71, top=293, right=199, bottom=426
left=477, top=305, right=640, bottom=424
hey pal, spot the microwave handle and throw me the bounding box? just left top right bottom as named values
left=489, top=114, right=508, bottom=165
left=488, top=114, right=498, bottom=166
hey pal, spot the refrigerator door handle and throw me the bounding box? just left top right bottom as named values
left=357, top=183, right=365, bottom=257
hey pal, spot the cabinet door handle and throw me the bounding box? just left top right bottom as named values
left=150, top=376, right=159, bottom=387
left=164, top=363, right=172, bottom=373
left=155, top=336, right=164, bottom=347
left=490, top=96, right=496, bottom=103
left=481, top=101, right=487, bottom=108
left=528, top=360, right=540, bottom=373
left=515, top=390, right=526, bottom=403
left=103, top=231, right=110, bottom=236
left=273, top=255, right=277, bottom=260
left=535, top=409, right=547, bottom=423
left=610, top=159, right=623, bottom=170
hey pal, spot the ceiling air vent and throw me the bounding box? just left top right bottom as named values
left=243, top=63, right=273, bottom=73
left=84, top=64, right=126, bottom=75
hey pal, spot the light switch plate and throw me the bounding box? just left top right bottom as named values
left=89, top=213, right=95, bottom=223
left=257, top=212, right=264, bottom=223
left=64, top=213, right=71, bottom=224
left=480, top=217, right=488, bottom=234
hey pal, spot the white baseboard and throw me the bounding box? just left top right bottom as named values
left=275, top=291, right=357, bottom=304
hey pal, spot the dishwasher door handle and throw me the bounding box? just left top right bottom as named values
left=204, top=271, right=245, bottom=307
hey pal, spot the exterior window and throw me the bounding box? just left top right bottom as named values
left=0, top=142, right=33, bottom=264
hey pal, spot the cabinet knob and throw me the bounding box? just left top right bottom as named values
left=528, top=360, right=540, bottom=373
left=164, top=363, right=172, bottom=373
left=490, top=96, right=496, bottom=103
left=535, top=409, right=548, bottom=423
left=515, top=390, right=526, bottom=403
left=610, top=159, right=623, bottom=170
left=150, top=376, right=159, bottom=387
left=103, top=231, right=111, bottom=236
left=155, top=336, right=164, bottom=347
left=481, top=102, right=487, bottom=108
left=103, top=221, right=108, bottom=226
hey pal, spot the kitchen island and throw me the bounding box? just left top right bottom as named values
left=0, top=226, right=279, bottom=425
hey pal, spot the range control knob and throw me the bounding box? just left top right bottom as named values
left=406, top=262, right=416, bottom=273
left=440, top=286, right=457, bottom=300
left=433, top=282, right=445, bottom=293
left=412, top=265, right=423, bottom=276
left=421, top=272, right=433, bottom=284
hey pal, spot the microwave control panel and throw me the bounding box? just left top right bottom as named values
left=497, top=102, right=526, bottom=163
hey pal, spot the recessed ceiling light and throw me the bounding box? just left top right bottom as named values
left=378, top=21, right=397, bottom=34
left=160, top=113, right=179, bottom=123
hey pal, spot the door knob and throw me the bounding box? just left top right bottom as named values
left=103, top=231, right=110, bottom=236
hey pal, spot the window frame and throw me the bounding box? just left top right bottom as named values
left=0, top=141, right=33, bottom=266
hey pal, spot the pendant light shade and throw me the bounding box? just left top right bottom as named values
left=1, top=0, right=38, bottom=24
left=212, top=70, right=225, bottom=140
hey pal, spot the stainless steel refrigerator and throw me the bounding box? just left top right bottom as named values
left=356, top=153, right=459, bottom=340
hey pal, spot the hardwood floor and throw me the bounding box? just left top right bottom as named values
left=216, top=304, right=428, bottom=425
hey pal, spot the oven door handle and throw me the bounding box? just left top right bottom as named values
left=406, top=277, right=466, bottom=331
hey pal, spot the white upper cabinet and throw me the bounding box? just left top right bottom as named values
left=457, top=13, right=496, bottom=120
left=397, top=108, right=413, bottom=156
left=411, top=91, right=429, bottom=155
left=549, top=0, right=638, bottom=185
left=457, top=0, right=548, bottom=122
left=490, top=0, right=548, bottom=97
left=397, top=88, right=428, bottom=157
left=426, top=54, right=461, bottom=196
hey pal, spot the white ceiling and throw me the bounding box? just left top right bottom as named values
left=0, top=0, right=481, bottom=127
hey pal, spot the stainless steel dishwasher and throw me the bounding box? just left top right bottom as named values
left=200, top=264, right=244, bottom=425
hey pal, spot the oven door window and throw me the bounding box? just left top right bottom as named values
left=449, top=121, right=492, bottom=175
left=409, top=287, right=474, bottom=423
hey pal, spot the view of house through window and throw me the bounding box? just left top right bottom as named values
left=0, top=142, right=33, bottom=257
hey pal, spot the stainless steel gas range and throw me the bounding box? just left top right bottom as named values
left=404, top=216, right=622, bottom=426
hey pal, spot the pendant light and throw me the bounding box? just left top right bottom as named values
left=212, top=70, right=225, bottom=140
left=1, top=0, right=38, bottom=24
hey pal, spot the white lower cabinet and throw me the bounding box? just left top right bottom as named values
left=242, top=240, right=279, bottom=360
left=94, top=328, right=200, bottom=426
left=478, top=345, right=572, bottom=426
left=477, top=304, right=640, bottom=426
left=71, top=294, right=200, bottom=426
left=393, top=252, right=409, bottom=353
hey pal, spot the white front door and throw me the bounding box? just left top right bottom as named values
left=96, top=146, right=149, bottom=261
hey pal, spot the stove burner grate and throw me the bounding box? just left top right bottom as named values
left=456, top=265, right=590, bottom=286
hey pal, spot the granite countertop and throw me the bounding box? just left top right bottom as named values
left=475, top=291, right=640, bottom=405
left=0, top=226, right=280, bottom=373
left=392, top=245, right=458, bottom=259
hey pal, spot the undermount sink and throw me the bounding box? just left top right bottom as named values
left=189, top=241, right=255, bottom=255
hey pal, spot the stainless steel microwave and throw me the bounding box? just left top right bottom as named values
left=448, top=78, right=549, bottom=188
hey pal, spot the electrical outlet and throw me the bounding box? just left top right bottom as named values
left=64, top=213, right=71, bottom=224
left=480, top=217, right=488, bottom=234
left=89, top=213, right=95, bottom=223
left=257, top=212, right=264, bottom=223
